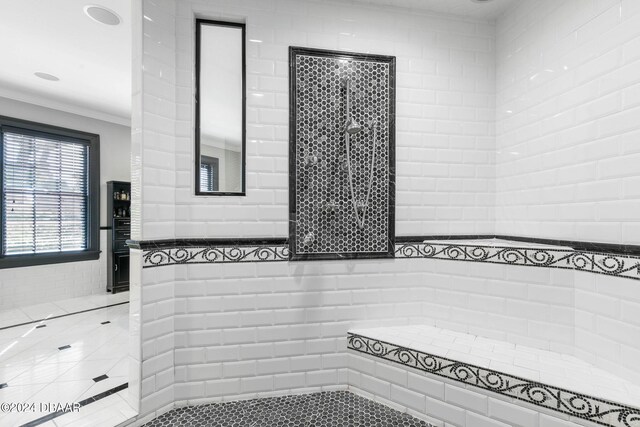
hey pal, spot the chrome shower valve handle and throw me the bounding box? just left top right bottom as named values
left=304, top=154, right=321, bottom=167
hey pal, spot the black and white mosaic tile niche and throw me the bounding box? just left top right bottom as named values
left=289, top=47, right=396, bottom=261
left=141, top=391, right=433, bottom=427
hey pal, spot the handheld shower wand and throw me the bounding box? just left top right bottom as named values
left=343, top=79, right=377, bottom=230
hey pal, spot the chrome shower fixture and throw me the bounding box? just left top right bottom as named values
left=323, top=200, right=339, bottom=213
left=344, top=117, right=363, bottom=135
left=302, top=232, right=315, bottom=247
left=304, top=154, right=321, bottom=167
left=343, top=76, right=377, bottom=230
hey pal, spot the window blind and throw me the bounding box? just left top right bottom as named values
left=200, top=163, right=213, bottom=192
left=200, top=156, right=219, bottom=192
left=2, top=129, right=88, bottom=255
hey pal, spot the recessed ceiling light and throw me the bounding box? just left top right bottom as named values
left=34, top=72, right=60, bottom=82
left=471, top=0, right=494, bottom=3
left=84, top=5, right=121, bottom=26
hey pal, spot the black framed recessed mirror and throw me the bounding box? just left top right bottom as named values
left=195, top=19, right=246, bottom=196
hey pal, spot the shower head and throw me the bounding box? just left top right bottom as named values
left=344, top=118, right=363, bottom=135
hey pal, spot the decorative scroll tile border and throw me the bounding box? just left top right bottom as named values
left=347, top=333, right=640, bottom=427
left=136, top=239, right=640, bottom=282
left=142, top=245, right=289, bottom=268
left=395, top=241, right=640, bottom=281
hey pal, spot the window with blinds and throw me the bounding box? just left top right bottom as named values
left=2, top=129, right=89, bottom=255
left=199, top=156, right=219, bottom=192
left=0, top=117, right=99, bottom=269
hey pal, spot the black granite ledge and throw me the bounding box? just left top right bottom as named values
left=127, top=237, right=288, bottom=250
left=397, top=235, right=496, bottom=243
left=127, top=235, right=640, bottom=257
left=396, top=234, right=640, bottom=257
left=498, top=234, right=640, bottom=256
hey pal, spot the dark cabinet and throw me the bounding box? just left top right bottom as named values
left=107, top=181, right=131, bottom=293
left=113, top=253, right=130, bottom=289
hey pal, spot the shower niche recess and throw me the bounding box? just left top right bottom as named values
left=289, top=47, right=396, bottom=261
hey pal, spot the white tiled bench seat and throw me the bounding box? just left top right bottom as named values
left=347, top=325, right=640, bottom=427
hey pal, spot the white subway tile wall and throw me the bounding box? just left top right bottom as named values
left=131, top=0, right=178, bottom=422
left=0, top=230, right=108, bottom=310
left=574, top=271, right=640, bottom=385
left=168, top=259, right=581, bottom=409
left=495, top=0, right=640, bottom=244
left=347, top=353, right=595, bottom=427
left=173, top=0, right=496, bottom=239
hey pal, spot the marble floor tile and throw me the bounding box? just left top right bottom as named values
left=0, top=291, right=129, bottom=329
left=0, top=296, right=132, bottom=427
left=53, top=392, right=135, bottom=427
left=21, top=303, right=69, bottom=321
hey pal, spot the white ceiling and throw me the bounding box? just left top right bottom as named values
left=0, top=0, right=131, bottom=125
left=350, top=0, right=515, bottom=20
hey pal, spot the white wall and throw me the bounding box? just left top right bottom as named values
left=0, top=96, right=131, bottom=309
left=134, top=0, right=498, bottom=241
left=574, top=271, right=640, bottom=385
left=175, top=0, right=496, bottom=238
left=348, top=354, right=580, bottom=427
left=170, top=260, right=578, bottom=403
left=495, top=0, right=640, bottom=244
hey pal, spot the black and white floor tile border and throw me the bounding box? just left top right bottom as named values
left=141, top=390, right=434, bottom=427
left=0, top=301, right=129, bottom=331
left=395, top=241, right=640, bottom=281
left=19, top=383, right=128, bottom=427
left=347, top=333, right=640, bottom=427
left=137, top=239, right=640, bottom=282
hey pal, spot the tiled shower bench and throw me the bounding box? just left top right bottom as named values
left=346, top=325, right=640, bottom=427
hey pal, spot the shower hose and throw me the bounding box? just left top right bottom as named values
left=344, top=79, right=377, bottom=230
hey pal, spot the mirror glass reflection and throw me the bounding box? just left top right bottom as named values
left=196, top=20, right=245, bottom=195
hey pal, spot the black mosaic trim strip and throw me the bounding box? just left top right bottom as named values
left=397, top=235, right=640, bottom=256
left=142, top=244, right=289, bottom=268
left=136, top=236, right=640, bottom=282
left=394, top=241, right=640, bottom=281
left=347, top=333, right=640, bottom=427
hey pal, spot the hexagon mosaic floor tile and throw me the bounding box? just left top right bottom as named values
left=141, top=391, right=434, bottom=427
